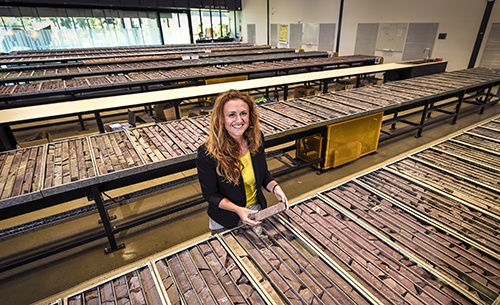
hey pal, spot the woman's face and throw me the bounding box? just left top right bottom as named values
left=223, top=98, right=249, bottom=141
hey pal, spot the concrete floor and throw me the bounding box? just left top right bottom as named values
left=0, top=102, right=498, bottom=305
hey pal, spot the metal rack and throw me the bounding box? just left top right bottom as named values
left=0, top=54, right=378, bottom=107
left=0, top=67, right=498, bottom=274
left=46, top=116, right=499, bottom=304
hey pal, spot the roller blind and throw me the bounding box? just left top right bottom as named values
left=289, top=23, right=302, bottom=49
left=355, top=23, right=378, bottom=55
left=247, top=24, right=256, bottom=44
left=402, top=23, right=438, bottom=61
left=318, top=23, right=335, bottom=52
left=270, top=23, right=278, bottom=46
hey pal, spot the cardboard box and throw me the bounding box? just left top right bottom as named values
left=296, top=134, right=323, bottom=169
left=154, top=103, right=177, bottom=121
left=359, top=77, right=384, bottom=87
left=369, top=77, right=384, bottom=85
left=345, top=83, right=356, bottom=90
left=48, top=130, right=97, bottom=142
left=17, top=131, right=50, bottom=148
left=331, top=82, right=345, bottom=92
left=333, top=78, right=357, bottom=91
left=294, top=86, right=316, bottom=98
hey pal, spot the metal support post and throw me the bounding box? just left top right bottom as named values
left=390, top=112, right=399, bottom=130
left=322, top=79, right=329, bottom=93
left=479, top=85, right=493, bottom=114
left=90, top=185, right=124, bottom=254
left=77, top=114, right=86, bottom=131
left=451, top=91, right=466, bottom=125
left=0, top=125, right=17, bottom=151
left=94, top=111, right=105, bottom=133
left=416, top=101, right=430, bottom=138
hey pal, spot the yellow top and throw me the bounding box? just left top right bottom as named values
left=240, top=150, right=257, bottom=207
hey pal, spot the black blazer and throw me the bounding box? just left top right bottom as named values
left=196, top=140, right=274, bottom=228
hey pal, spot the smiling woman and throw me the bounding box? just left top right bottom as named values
left=196, top=89, right=288, bottom=234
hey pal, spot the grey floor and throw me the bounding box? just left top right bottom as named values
left=0, top=103, right=499, bottom=305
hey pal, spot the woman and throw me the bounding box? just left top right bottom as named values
left=196, top=89, right=288, bottom=234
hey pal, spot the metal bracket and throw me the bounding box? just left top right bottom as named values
left=98, top=215, right=117, bottom=224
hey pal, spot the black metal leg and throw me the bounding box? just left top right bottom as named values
left=479, top=85, right=493, bottom=114
left=0, top=125, right=17, bottom=151
left=90, top=185, right=125, bottom=254
left=416, top=101, right=430, bottom=138
left=78, top=114, right=86, bottom=131
left=451, top=91, right=465, bottom=125
left=94, top=111, right=105, bottom=133
left=427, top=101, right=434, bottom=118
left=391, top=112, right=399, bottom=130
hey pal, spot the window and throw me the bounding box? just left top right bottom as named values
left=191, top=8, right=235, bottom=42
left=160, top=11, right=190, bottom=44
left=0, top=5, right=238, bottom=52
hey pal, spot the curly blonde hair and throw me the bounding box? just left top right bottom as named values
left=204, top=89, right=262, bottom=185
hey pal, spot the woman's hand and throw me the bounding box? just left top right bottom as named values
left=218, top=198, right=262, bottom=226
left=273, top=184, right=289, bottom=210
left=236, top=206, right=262, bottom=226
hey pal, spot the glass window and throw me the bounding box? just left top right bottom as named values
left=1, top=16, right=37, bottom=52
left=221, top=10, right=232, bottom=38
left=191, top=10, right=203, bottom=40
left=2, top=16, right=23, bottom=29
left=0, top=5, right=240, bottom=52
left=191, top=9, right=235, bottom=42
left=201, top=10, right=212, bottom=39
left=140, top=16, right=162, bottom=45
left=160, top=11, right=190, bottom=44
left=212, top=11, right=221, bottom=38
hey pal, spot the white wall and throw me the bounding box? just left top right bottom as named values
left=241, top=0, right=500, bottom=72
left=269, top=0, right=340, bottom=24
left=240, top=0, right=268, bottom=45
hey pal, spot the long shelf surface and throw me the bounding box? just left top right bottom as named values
left=0, top=62, right=421, bottom=123
left=0, top=66, right=498, bottom=218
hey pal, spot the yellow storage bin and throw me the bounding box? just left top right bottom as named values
left=205, top=75, right=249, bottom=95
left=297, top=112, right=383, bottom=170
left=205, top=75, right=248, bottom=85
